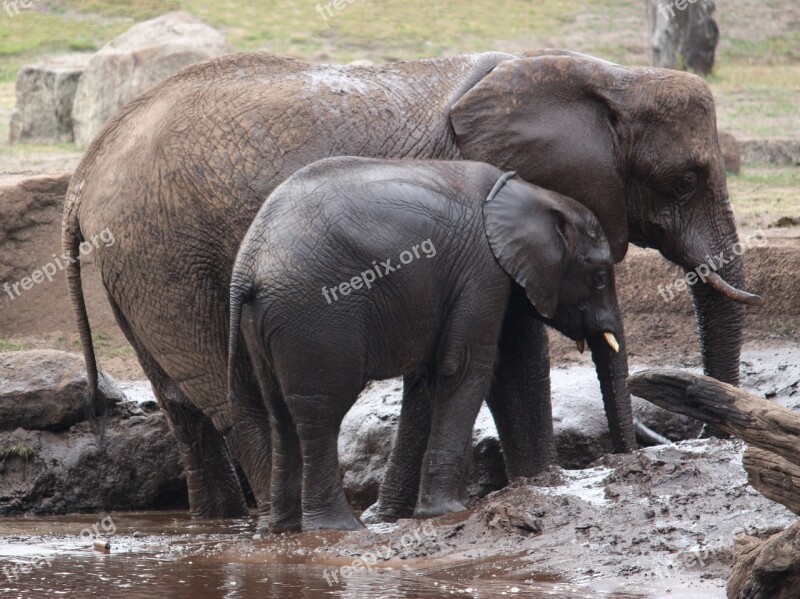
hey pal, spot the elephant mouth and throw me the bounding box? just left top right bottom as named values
left=576, top=332, right=619, bottom=355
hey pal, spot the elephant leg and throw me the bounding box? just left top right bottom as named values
left=105, top=297, right=247, bottom=518
left=369, top=371, right=433, bottom=522
left=415, top=346, right=497, bottom=519
left=241, top=333, right=301, bottom=533
left=486, top=290, right=556, bottom=478
left=223, top=365, right=274, bottom=530
left=284, top=391, right=364, bottom=531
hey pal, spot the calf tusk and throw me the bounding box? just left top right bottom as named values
left=704, top=272, right=765, bottom=307
left=576, top=339, right=585, bottom=354
left=603, top=332, right=619, bottom=353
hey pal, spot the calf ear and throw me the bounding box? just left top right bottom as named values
left=483, top=173, right=569, bottom=319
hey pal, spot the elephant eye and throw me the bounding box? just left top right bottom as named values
left=673, top=173, right=698, bottom=199
left=594, top=271, right=609, bottom=290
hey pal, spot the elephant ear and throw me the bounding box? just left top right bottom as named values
left=450, top=54, right=630, bottom=263
left=483, top=172, right=572, bottom=319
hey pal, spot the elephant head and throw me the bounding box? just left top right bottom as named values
left=451, top=52, right=762, bottom=449
left=483, top=172, right=623, bottom=353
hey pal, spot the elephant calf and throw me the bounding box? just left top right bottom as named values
left=228, top=157, right=623, bottom=532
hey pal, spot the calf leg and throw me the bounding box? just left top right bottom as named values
left=415, top=346, right=498, bottom=519
left=370, top=371, right=433, bottom=522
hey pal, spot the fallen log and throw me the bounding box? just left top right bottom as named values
left=727, top=520, right=800, bottom=599
left=628, top=370, right=800, bottom=470
left=744, top=446, right=800, bottom=517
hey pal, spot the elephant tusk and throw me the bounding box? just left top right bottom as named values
left=603, top=332, right=619, bottom=353
left=704, top=272, right=765, bottom=307
left=576, top=339, right=585, bottom=354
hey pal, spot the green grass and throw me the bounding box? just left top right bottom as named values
left=709, top=64, right=800, bottom=139
left=0, top=443, right=36, bottom=461
left=728, top=164, right=800, bottom=227
left=0, top=0, right=796, bottom=82
left=0, top=339, right=31, bottom=351
left=72, top=332, right=134, bottom=359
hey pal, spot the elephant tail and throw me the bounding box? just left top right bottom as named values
left=62, top=191, right=106, bottom=441
left=228, top=278, right=255, bottom=406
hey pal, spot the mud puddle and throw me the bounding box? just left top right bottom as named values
left=0, top=512, right=672, bottom=598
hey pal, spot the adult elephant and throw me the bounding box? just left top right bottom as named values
left=64, top=49, right=761, bottom=524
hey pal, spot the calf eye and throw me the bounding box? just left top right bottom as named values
left=594, top=271, right=608, bottom=290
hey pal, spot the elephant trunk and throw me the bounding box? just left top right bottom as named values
left=587, top=317, right=637, bottom=453
left=688, top=242, right=747, bottom=387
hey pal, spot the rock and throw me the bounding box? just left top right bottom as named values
left=0, top=350, right=123, bottom=431
left=740, top=140, right=800, bottom=167
left=339, top=379, right=402, bottom=509
left=0, top=354, right=186, bottom=515
left=347, top=59, right=375, bottom=67
left=718, top=130, right=741, bottom=174
left=8, top=54, right=90, bottom=145
left=0, top=405, right=187, bottom=515
left=71, top=12, right=232, bottom=147
left=646, top=0, right=719, bottom=75
left=485, top=505, right=543, bottom=535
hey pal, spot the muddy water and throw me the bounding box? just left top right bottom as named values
left=0, top=512, right=658, bottom=599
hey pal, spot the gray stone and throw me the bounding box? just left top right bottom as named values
left=0, top=350, right=123, bottom=431
left=71, top=12, right=232, bottom=147
left=741, top=140, right=800, bottom=166
left=718, top=130, right=741, bottom=174
left=8, top=54, right=90, bottom=144
left=0, top=352, right=185, bottom=515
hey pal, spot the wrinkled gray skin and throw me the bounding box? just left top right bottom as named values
left=228, top=157, right=625, bottom=531
left=63, top=50, right=759, bottom=524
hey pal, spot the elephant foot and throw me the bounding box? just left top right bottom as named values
left=360, top=500, right=414, bottom=524
left=302, top=509, right=366, bottom=532
left=268, top=513, right=302, bottom=534
left=188, top=494, right=249, bottom=520
left=414, top=498, right=467, bottom=520
left=254, top=513, right=272, bottom=534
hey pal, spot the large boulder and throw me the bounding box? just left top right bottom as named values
left=0, top=350, right=186, bottom=515
left=718, top=130, right=741, bottom=174
left=71, top=12, right=232, bottom=147
left=0, top=350, right=123, bottom=431
left=8, top=54, right=91, bottom=144
left=741, top=140, right=800, bottom=166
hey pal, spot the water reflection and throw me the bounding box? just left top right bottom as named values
left=0, top=512, right=650, bottom=598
